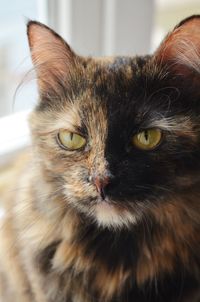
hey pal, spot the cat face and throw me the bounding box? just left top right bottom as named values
left=28, top=17, right=200, bottom=229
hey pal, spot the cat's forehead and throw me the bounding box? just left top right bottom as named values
left=74, top=57, right=195, bottom=137
left=70, top=57, right=141, bottom=131
left=80, top=56, right=166, bottom=122
left=84, top=56, right=166, bottom=106
left=41, top=56, right=144, bottom=126
left=35, top=55, right=195, bottom=138
left=79, top=56, right=145, bottom=113
left=87, top=56, right=144, bottom=90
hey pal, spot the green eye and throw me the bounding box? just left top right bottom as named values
left=132, top=129, right=162, bottom=150
left=58, top=130, right=86, bottom=150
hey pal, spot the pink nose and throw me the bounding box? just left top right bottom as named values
left=93, top=176, right=110, bottom=200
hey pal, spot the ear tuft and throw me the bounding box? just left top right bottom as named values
left=154, top=15, right=200, bottom=76
left=27, top=21, right=77, bottom=94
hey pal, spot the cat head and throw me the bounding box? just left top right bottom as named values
left=27, top=16, right=200, bottom=230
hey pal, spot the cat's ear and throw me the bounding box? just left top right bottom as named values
left=154, top=15, right=200, bottom=77
left=27, top=21, right=77, bottom=94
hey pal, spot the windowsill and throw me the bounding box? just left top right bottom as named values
left=0, top=110, right=31, bottom=165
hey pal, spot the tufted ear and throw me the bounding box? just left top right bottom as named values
left=154, top=15, right=200, bottom=77
left=27, top=21, right=78, bottom=96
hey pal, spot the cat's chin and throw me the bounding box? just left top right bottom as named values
left=92, top=200, right=137, bottom=229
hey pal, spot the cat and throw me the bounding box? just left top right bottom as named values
left=0, top=14, right=200, bottom=302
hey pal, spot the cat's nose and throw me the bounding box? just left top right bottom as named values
left=92, top=176, right=110, bottom=200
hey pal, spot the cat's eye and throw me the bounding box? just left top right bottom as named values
left=58, top=130, right=86, bottom=150
left=132, top=129, right=162, bottom=150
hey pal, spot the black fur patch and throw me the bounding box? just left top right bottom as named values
left=36, top=241, right=61, bottom=274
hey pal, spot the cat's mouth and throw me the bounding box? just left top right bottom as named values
left=64, top=189, right=138, bottom=228
left=90, top=195, right=123, bottom=211
left=89, top=197, right=137, bottom=229
left=94, top=198, right=116, bottom=209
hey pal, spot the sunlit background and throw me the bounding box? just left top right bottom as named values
left=0, top=0, right=200, bottom=117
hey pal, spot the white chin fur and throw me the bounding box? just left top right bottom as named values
left=94, top=201, right=136, bottom=229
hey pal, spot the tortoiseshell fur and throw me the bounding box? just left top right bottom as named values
left=0, top=16, right=200, bottom=302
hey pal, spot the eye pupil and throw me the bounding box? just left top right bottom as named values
left=144, top=130, right=148, bottom=141
left=70, top=132, right=73, bottom=140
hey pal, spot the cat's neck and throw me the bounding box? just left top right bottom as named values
left=27, top=163, right=200, bottom=301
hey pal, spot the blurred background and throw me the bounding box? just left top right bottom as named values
left=0, top=0, right=200, bottom=117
